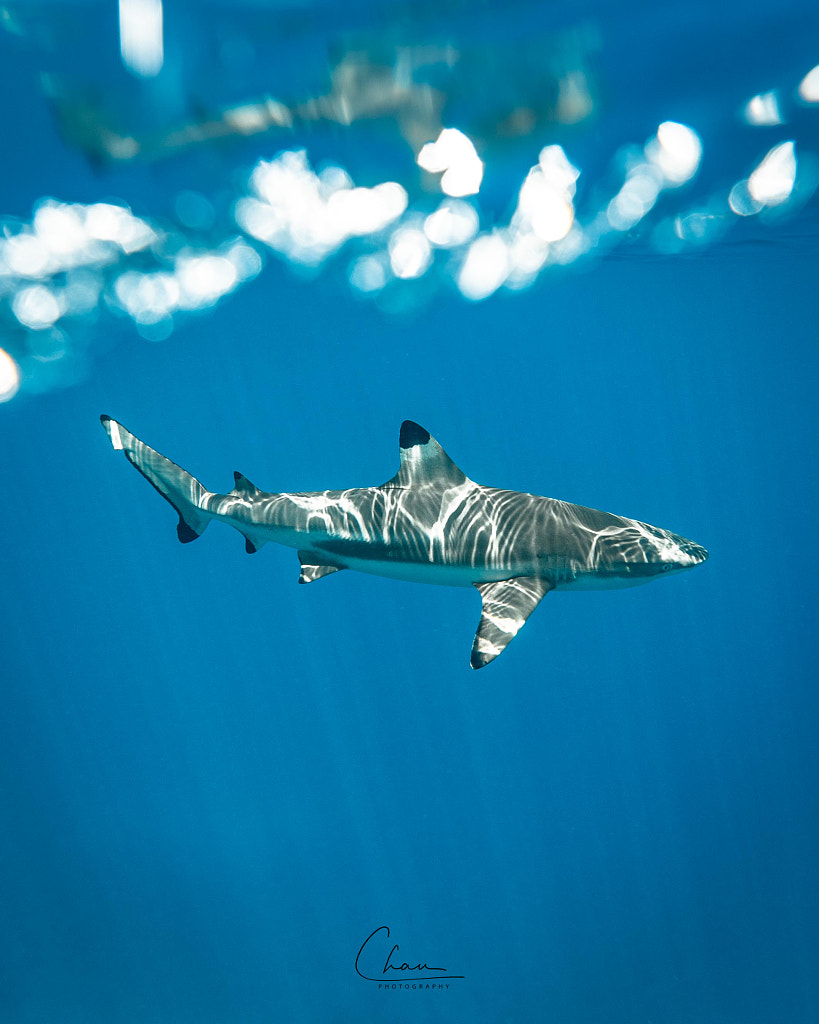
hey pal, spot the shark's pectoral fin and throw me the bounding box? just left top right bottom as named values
left=471, top=576, right=553, bottom=669
left=298, top=551, right=344, bottom=585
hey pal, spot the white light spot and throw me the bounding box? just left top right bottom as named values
left=417, top=128, right=484, bottom=197
left=457, top=234, right=509, bottom=301
left=388, top=227, right=432, bottom=279
left=606, top=168, right=661, bottom=231
left=423, top=200, right=479, bottom=248
left=327, top=182, right=408, bottom=236
left=748, top=141, right=797, bottom=206
left=728, top=180, right=764, bottom=217
left=507, top=232, right=549, bottom=280
left=84, top=203, right=155, bottom=252
left=537, top=145, right=581, bottom=196
left=224, top=241, right=262, bottom=281
left=673, top=211, right=721, bottom=244
left=176, top=254, right=237, bottom=307
left=115, top=271, right=180, bottom=321
left=518, top=170, right=575, bottom=241
left=349, top=255, right=387, bottom=293
left=646, top=121, right=702, bottom=185
left=798, top=65, right=819, bottom=103
left=511, top=145, right=579, bottom=247
left=743, top=91, right=783, bottom=126
left=109, top=420, right=124, bottom=449
left=5, top=234, right=50, bottom=277
left=61, top=270, right=102, bottom=314
left=119, top=0, right=163, bottom=78
left=34, top=203, right=87, bottom=257
left=0, top=348, right=21, bottom=403
left=237, top=152, right=407, bottom=265
left=222, top=104, right=271, bottom=135
left=13, top=285, right=61, bottom=329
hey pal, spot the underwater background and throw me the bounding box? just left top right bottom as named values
left=1, top=2, right=817, bottom=1022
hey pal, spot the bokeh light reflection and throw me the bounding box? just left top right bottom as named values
left=748, top=141, right=797, bottom=206
left=2, top=45, right=816, bottom=405
left=417, top=129, right=484, bottom=197
left=798, top=65, right=819, bottom=103
left=0, top=347, right=21, bottom=402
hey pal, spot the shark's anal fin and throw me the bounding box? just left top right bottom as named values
left=471, top=577, right=553, bottom=669
left=298, top=551, right=344, bottom=585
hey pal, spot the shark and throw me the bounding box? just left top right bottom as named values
left=100, top=416, right=708, bottom=668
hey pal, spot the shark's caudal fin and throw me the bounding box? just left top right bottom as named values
left=100, top=416, right=213, bottom=543
left=471, top=577, right=553, bottom=669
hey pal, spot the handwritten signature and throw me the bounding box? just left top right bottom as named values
left=355, top=925, right=464, bottom=981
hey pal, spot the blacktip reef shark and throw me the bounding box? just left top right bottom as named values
left=100, top=416, right=708, bottom=668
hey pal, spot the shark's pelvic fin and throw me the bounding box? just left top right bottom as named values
left=384, top=420, right=469, bottom=489
left=471, top=577, right=554, bottom=669
left=298, top=553, right=344, bottom=585
left=100, top=415, right=211, bottom=543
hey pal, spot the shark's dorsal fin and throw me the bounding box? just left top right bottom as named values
left=471, top=577, right=554, bottom=669
left=384, top=421, right=468, bottom=488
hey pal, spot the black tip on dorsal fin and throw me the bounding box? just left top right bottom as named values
left=389, top=420, right=467, bottom=489
left=400, top=420, right=431, bottom=450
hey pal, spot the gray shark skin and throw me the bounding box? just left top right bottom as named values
left=100, top=416, right=708, bottom=668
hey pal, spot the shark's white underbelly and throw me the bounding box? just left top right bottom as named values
left=322, top=554, right=515, bottom=587
left=253, top=526, right=656, bottom=590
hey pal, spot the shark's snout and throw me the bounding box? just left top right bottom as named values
left=669, top=535, right=709, bottom=570
left=684, top=541, right=709, bottom=565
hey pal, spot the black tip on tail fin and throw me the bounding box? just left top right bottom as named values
left=177, top=518, right=200, bottom=543
left=101, top=414, right=211, bottom=543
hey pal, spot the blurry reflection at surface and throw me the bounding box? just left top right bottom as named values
left=748, top=141, right=797, bottom=206
left=743, top=91, right=784, bottom=126
left=13, top=285, right=60, bottom=330
left=2, top=4, right=818, bottom=404
left=417, top=129, right=484, bottom=197
left=423, top=201, right=479, bottom=248
left=235, top=152, right=407, bottom=265
left=513, top=145, right=578, bottom=243
left=645, top=122, right=702, bottom=186
left=388, top=228, right=432, bottom=279
left=798, top=64, right=819, bottom=102
left=457, top=234, right=510, bottom=301
left=119, top=0, right=163, bottom=78
left=0, top=348, right=21, bottom=402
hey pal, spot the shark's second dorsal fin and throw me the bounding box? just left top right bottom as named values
left=384, top=421, right=468, bottom=488
left=231, top=471, right=260, bottom=497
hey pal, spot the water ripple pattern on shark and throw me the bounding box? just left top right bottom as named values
left=100, top=415, right=708, bottom=668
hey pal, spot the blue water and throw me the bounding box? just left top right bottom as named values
left=1, top=3, right=818, bottom=1023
